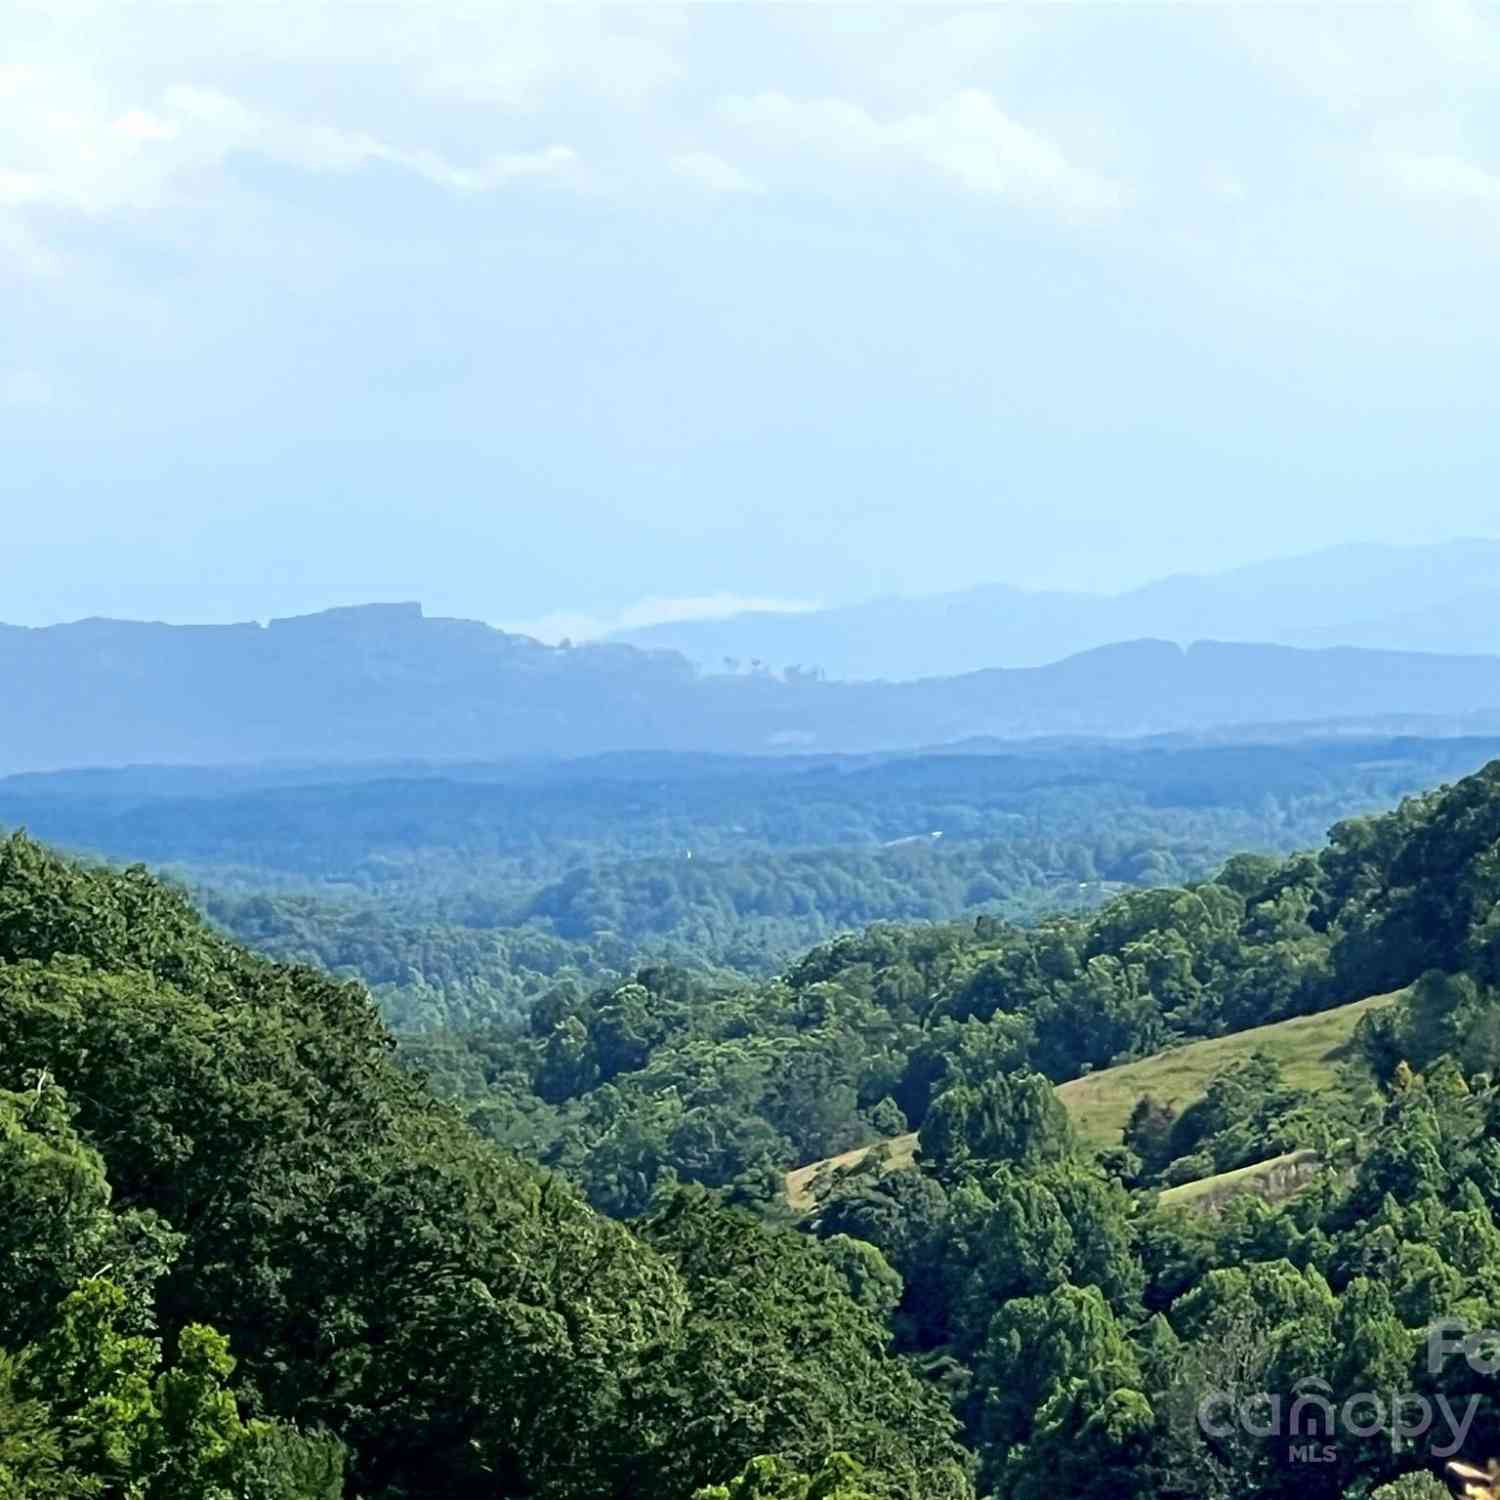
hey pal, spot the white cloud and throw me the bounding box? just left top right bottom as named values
left=113, top=108, right=178, bottom=143
left=1384, top=151, right=1500, bottom=208
left=722, top=89, right=1119, bottom=218
left=504, top=593, right=820, bottom=645
left=159, top=86, right=580, bottom=195
left=670, top=150, right=761, bottom=195
left=0, top=69, right=580, bottom=271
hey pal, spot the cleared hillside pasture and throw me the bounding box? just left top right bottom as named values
left=1054, top=990, right=1398, bottom=1148
left=1155, top=1147, right=1327, bottom=1211
left=784, top=990, right=1397, bottom=1211
left=785, top=1133, right=922, bottom=1214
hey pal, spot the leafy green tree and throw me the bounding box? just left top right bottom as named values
left=2, top=1279, right=345, bottom=1500
left=1001, top=1378, right=1156, bottom=1500
left=867, top=1097, right=907, bottom=1139
left=625, top=1191, right=973, bottom=1500
left=1351, top=1095, right=1449, bottom=1215
left=971, top=1284, right=1140, bottom=1459
left=693, top=1453, right=876, bottom=1500
left=1124, top=1093, right=1178, bottom=1178
left=0, top=1082, right=116, bottom=1347
left=1366, top=1476, right=1451, bottom=1500
left=0, top=1351, right=63, bottom=1499
left=918, top=1071, right=1073, bottom=1179
left=943, top=1175, right=1073, bottom=1347
left=817, top=1236, right=903, bottom=1322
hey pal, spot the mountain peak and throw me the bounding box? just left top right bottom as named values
left=267, top=602, right=425, bottom=632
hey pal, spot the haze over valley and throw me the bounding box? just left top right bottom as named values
left=612, top=539, right=1500, bottom=679
left=11, top=6, right=1500, bottom=1500
left=8, top=535, right=1500, bottom=775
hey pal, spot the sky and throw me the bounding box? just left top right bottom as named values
left=5, top=1, right=1500, bottom=638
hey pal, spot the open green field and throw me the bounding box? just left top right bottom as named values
left=785, top=1133, right=921, bottom=1214
left=784, top=990, right=1397, bottom=1211
left=1155, top=1147, right=1325, bottom=1210
left=1054, top=989, right=1398, bottom=1148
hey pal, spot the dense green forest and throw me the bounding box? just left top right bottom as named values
left=5, top=737, right=1497, bottom=1030
left=9, top=751, right=1500, bottom=1495
left=0, top=836, right=967, bottom=1499
left=402, top=759, right=1500, bottom=1215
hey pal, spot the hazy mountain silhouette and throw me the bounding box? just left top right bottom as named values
left=611, top=539, right=1500, bottom=678
left=7, top=601, right=1500, bottom=772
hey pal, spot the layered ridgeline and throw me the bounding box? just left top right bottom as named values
left=9, top=761, right=1500, bottom=1497
left=9, top=603, right=1500, bottom=771
left=614, top=539, right=1500, bottom=679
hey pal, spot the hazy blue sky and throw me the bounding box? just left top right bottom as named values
left=6, top=2, right=1500, bottom=637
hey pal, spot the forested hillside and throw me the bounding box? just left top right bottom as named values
left=6, top=737, right=1497, bottom=1029
left=0, top=836, right=968, bottom=1499
left=410, top=761, right=1495, bottom=1215
left=413, top=756, right=1500, bottom=1498
left=10, top=755, right=1500, bottom=1497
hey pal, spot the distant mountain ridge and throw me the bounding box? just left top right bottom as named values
left=610, top=539, right=1500, bottom=678
left=8, top=601, right=1500, bottom=771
